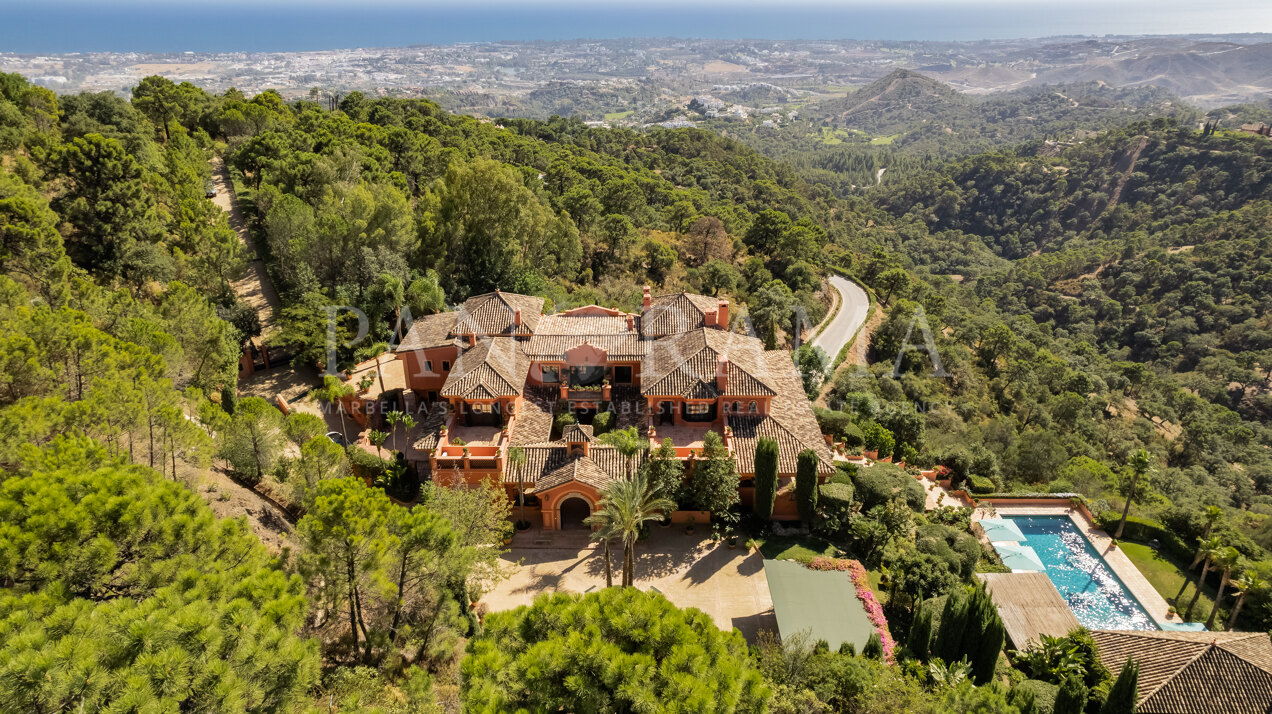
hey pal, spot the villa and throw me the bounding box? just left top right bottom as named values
left=344, top=287, right=834, bottom=529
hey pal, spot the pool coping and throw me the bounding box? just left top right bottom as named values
left=973, top=504, right=1182, bottom=628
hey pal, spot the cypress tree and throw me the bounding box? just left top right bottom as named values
left=862, top=632, right=883, bottom=660
left=968, top=584, right=1006, bottom=685
left=753, top=438, right=779, bottom=521
left=1100, top=659, right=1139, bottom=714
left=795, top=448, right=819, bottom=525
left=907, top=598, right=935, bottom=662
left=934, top=587, right=970, bottom=664
left=1054, top=677, right=1088, bottom=714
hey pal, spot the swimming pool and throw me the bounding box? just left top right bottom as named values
left=997, top=516, right=1157, bottom=631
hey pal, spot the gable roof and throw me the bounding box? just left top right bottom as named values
left=524, top=313, right=646, bottom=361
left=1091, top=630, right=1272, bottom=714
left=641, top=328, right=778, bottom=399
left=453, top=291, right=544, bottom=337
left=504, top=443, right=642, bottom=493
left=439, top=337, right=531, bottom=399
left=730, top=351, right=834, bottom=475
left=642, top=292, right=719, bottom=337
left=561, top=423, right=595, bottom=442
left=397, top=311, right=458, bottom=352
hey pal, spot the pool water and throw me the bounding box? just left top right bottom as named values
left=999, top=516, right=1157, bottom=631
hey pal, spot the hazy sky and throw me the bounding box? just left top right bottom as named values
left=2, top=0, right=1270, bottom=52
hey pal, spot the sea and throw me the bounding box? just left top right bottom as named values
left=1, top=1, right=1270, bottom=53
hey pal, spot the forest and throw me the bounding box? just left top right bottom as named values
left=0, top=66, right=1270, bottom=712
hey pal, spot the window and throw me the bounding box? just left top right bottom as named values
left=442, top=361, right=450, bottom=371
left=613, top=365, right=633, bottom=384
left=686, top=403, right=710, bottom=415
left=425, top=360, right=433, bottom=372
left=749, top=401, right=758, bottom=414
left=541, top=366, right=560, bottom=383
left=473, top=403, right=487, bottom=413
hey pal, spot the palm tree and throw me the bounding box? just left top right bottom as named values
left=508, top=446, right=528, bottom=527
left=1115, top=448, right=1154, bottom=539
left=1206, top=548, right=1242, bottom=630
left=369, top=429, right=388, bottom=459
left=1191, top=506, right=1225, bottom=570
left=599, top=426, right=648, bottom=480
left=594, top=472, right=675, bottom=587
left=314, top=375, right=354, bottom=437
left=584, top=508, right=617, bottom=588
left=384, top=411, right=417, bottom=456
left=1226, top=571, right=1266, bottom=631
left=1185, top=539, right=1224, bottom=621
left=1177, top=536, right=1226, bottom=602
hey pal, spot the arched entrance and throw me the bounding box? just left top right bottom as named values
left=558, top=497, right=592, bottom=530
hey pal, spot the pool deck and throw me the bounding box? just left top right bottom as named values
left=973, top=504, right=1183, bottom=628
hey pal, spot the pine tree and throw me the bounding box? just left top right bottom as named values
left=1100, top=659, right=1139, bottom=714
left=795, top=448, right=819, bottom=525
left=1054, top=677, right=1088, bottom=714
left=753, top=438, right=779, bottom=520
left=907, top=598, right=935, bottom=662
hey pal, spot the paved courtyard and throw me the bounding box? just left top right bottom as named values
left=481, top=526, right=777, bottom=641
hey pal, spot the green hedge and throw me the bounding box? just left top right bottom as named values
left=819, top=482, right=854, bottom=508
left=967, top=475, right=997, bottom=494
left=1096, top=511, right=1191, bottom=560
left=853, top=464, right=925, bottom=511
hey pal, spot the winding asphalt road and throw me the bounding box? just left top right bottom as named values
left=810, top=275, right=869, bottom=371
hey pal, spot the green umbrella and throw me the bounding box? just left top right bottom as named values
left=995, top=543, right=1046, bottom=572
left=979, top=518, right=1026, bottom=542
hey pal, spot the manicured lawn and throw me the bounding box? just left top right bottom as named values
left=1120, top=542, right=1216, bottom=622
left=755, top=533, right=842, bottom=562
left=603, top=110, right=633, bottom=121
left=870, top=133, right=901, bottom=145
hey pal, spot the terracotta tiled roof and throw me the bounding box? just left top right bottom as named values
left=509, top=387, right=555, bottom=446
left=410, top=404, right=451, bottom=450
left=1091, top=630, right=1272, bottom=714
left=525, top=335, right=647, bottom=361
left=641, top=329, right=778, bottom=399
left=561, top=423, right=595, bottom=442
left=730, top=352, right=834, bottom=475
left=505, top=443, right=643, bottom=492
left=641, top=292, right=719, bottom=337
left=439, top=337, right=531, bottom=399
left=454, top=291, right=544, bottom=337
left=396, top=312, right=458, bottom=351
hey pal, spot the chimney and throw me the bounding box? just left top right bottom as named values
left=716, top=354, right=729, bottom=393
left=514, top=308, right=522, bottom=327
left=642, top=285, right=651, bottom=312
left=625, top=314, right=635, bottom=331
left=467, top=334, right=477, bottom=347
left=716, top=299, right=729, bottom=330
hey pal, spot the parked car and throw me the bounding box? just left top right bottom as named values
left=326, top=431, right=346, bottom=446
left=204, top=180, right=217, bottom=198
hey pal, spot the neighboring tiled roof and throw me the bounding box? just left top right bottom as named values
left=439, top=337, right=531, bottom=399
left=454, top=291, right=544, bottom=337
left=730, top=352, right=834, bottom=475
left=396, top=312, right=458, bottom=351
left=641, top=329, right=778, bottom=399
left=509, top=387, right=555, bottom=446
left=410, top=404, right=451, bottom=450
left=1091, top=630, right=1272, bottom=714
left=641, top=292, right=719, bottom=337
left=561, top=423, right=595, bottom=442
left=505, top=443, right=643, bottom=492
left=524, top=313, right=645, bottom=360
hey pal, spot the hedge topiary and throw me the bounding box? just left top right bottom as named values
left=1014, top=680, right=1058, bottom=714
left=817, top=482, right=855, bottom=537
left=591, top=410, right=614, bottom=436
left=853, top=464, right=925, bottom=511
left=967, top=475, right=997, bottom=494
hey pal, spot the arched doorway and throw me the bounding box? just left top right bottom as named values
left=558, top=497, right=591, bottom=530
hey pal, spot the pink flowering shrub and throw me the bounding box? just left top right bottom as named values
left=803, top=557, right=896, bottom=662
